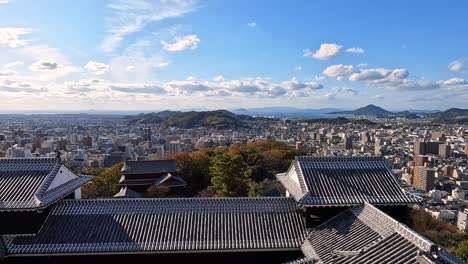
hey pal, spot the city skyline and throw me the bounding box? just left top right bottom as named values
left=0, top=0, right=467, bottom=111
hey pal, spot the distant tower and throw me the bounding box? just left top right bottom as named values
left=115, top=123, right=118, bottom=136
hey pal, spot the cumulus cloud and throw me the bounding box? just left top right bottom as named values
left=0, top=0, right=10, bottom=4
left=349, top=68, right=408, bottom=81
left=161, top=34, right=200, bottom=51
left=303, top=43, right=343, bottom=60
left=438, top=77, right=466, bottom=85
left=101, top=0, right=198, bottom=52
left=85, top=61, right=109, bottom=75
left=0, top=79, right=46, bottom=93
left=346, top=47, right=365, bottom=53
left=372, top=94, right=384, bottom=99
left=164, top=80, right=210, bottom=94
left=29, top=60, right=79, bottom=73
left=322, top=64, right=356, bottom=78
left=281, top=78, right=323, bottom=90
left=247, top=22, right=256, bottom=28
left=110, top=83, right=165, bottom=94
left=293, top=66, right=302, bottom=71
left=0, top=27, right=32, bottom=48
left=2, top=61, right=23, bottom=69
left=357, top=63, right=368, bottom=68
left=213, top=75, right=224, bottom=82
left=449, top=59, right=467, bottom=73
left=369, top=78, right=440, bottom=91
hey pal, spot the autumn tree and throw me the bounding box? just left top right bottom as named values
left=210, top=153, right=251, bottom=197
left=81, top=163, right=123, bottom=198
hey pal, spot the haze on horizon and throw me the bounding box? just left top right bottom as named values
left=0, top=0, right=467, bottom=111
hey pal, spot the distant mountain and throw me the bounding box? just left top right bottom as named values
left=126, top=110, right=257, bottom=129
left=328, top=104, right=393, bottom=117
left=428, top=108, right=468, bottom=124
left=328, top=104, right=421, bottom=119
left=231, top=107, right=341, bottom=117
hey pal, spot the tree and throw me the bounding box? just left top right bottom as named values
left=81, top=163, right=123, bottom=198
left=453, top=239, right=468, bottom=263
left=210, top=153, right=251, bottom=197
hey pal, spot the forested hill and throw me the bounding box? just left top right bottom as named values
left=125, top=110, right=257, bottom=129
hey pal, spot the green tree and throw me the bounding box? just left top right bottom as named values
left=210, top=153, right=251, bottom=197
left=81, top=163, right=123, bottom=198
left=453, top=240, right=468, bottom=263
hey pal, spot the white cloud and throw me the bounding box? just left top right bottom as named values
left=281, top=78, right=323, bottom=90
left=370, top=78, right=440, bottom=91
left=17, top=45, right=68, bottom=63
left=0, top=0, right=10, bottom=4
left=293, top=66, right=302, bottom=71
left=29, top=60, right=79, bottom=73
left=213, top=75, right=224, bottom=82
left=158, top=62, right=169, bottom=68
left=357, top=63, right=368, bottom=68
left=100, top=0, right=198, bottom=52
left=303, top=43, right=342, bottom=60
left=0, top=79, right=46, bottom=93
left=346, top=47, right=365, bottom=54
left=161, top=34, right=200, bottom=51
left=372, top=95, right=384, bottom=99
left=110, top=83, right=166, bottom=94
left=332, top=87, right=358, bottom=95
left=164, top=80, right=210, bottom=94
left=85, top=61, right=110, bottom=75
left=0, top=70, right=16, bottom=76
left=323, top=93, right=336, bottom=100
left=438, top=77, right=466, bottom=85
left=449, top=59, right=467, bottom=73
left=349, top=68, right=408, bottom=81
left=2, top=61, right=23, bottom=69
left=0, top=27, right=32, bottom=48
left=322, top=64, right=356, bottom=78
left=247, top=22, right=256, bottom=28
left=108, top=40, right=168, bottom=82
left=313, top=75, right=326, bottom=81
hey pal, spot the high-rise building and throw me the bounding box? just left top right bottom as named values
left=415, top=155, right=429, bottom=167
left=426, top=141, right=442, bottom=155
left=465, top=143, right=468, bottom=155
left=168, top=140, right=181, bottom=155
left=344, top=136, right=353, bottom=150
left=144, top=127, right=152, bottom=142
left=438, top=144, right=451, bottom=159
left=413, top=166, right=435, bottom=192
left=69, top=133, right=79, bottom=144
left=414, top=140, right=425, bottom=155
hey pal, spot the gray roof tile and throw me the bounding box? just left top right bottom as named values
left=0, top=158, right=91, bottom=211
left=3, top=197, right=308, bottom=255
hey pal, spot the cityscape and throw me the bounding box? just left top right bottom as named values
left=1, top=0, right=468, bottom=263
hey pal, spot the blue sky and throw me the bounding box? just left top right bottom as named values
left=0, top=0, right=467, bottom=111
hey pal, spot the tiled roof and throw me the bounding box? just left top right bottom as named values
left=3, top=197, right=308, bottom=256
left=113, top=187, right=142, bottom=198
left=300, top=202, right=463, bottom=264
left=0, top=158, right=91, bottom=211
left=121, top=160, right=177, bottom=174
left=277, top=156, right=419, bottom=207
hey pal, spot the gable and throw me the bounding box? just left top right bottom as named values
left=46, top=165, right=79, bottom=192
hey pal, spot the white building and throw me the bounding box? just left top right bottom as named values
left=458, top=209, right=468, bottom=231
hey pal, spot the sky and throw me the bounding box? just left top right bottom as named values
left=0, top=0, right=467, bottom=111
